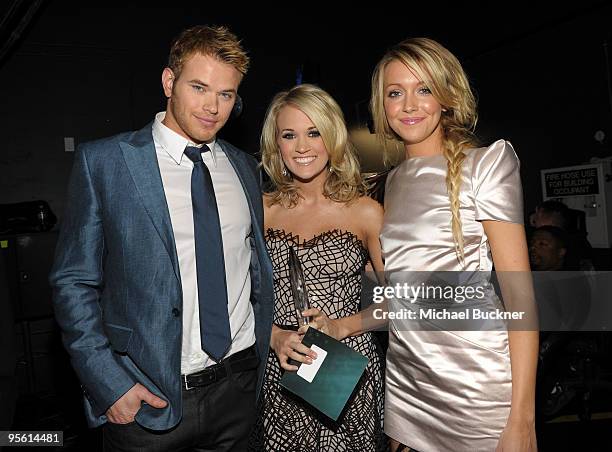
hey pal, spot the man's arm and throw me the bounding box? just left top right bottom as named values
left=49, top=147, right=137, bottom=416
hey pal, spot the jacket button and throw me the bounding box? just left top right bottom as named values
left=172, top=308, right=180, bottom=317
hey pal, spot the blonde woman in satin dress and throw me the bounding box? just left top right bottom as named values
left=370, top=38, right=538, bottom=451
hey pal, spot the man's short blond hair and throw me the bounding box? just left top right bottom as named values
left=168, top=25, right=249, bottom=79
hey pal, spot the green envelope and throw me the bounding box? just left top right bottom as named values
left=279, top=327, right=369, bottom=421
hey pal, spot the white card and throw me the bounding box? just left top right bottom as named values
left=296, top=344, right=328, bottom=383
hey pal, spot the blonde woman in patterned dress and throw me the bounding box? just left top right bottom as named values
left=249, top=84, right=387, bottom=451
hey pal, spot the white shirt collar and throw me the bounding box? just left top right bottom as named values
left=152, top=111, right=218, bottom=167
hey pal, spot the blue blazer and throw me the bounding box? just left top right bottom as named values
left=49, top=123, right=274, bottom=430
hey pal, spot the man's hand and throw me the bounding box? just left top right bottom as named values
left=105, top=383, right=167, bottom=424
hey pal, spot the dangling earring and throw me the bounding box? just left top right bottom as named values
left=328, top=166, right=333, bottom=173
left=282, top=165, right=288, bottom=177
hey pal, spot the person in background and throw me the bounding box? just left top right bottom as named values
left=529, top=225, right=578, bottom=271
left=532, top=200, right=595, bottom=271
left=532, top=200, right=571, bottom=230
left=529, top=225, right=589, bottom=329
left=530, top=225, right=594, bottom=422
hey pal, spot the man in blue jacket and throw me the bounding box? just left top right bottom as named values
left=49, top=25, right=273, bottom=451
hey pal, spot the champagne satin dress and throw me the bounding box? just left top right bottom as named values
left=380, top=139, right=524, bottom=451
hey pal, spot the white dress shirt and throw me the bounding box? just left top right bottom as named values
left=152, top=112, right=255, bottom=374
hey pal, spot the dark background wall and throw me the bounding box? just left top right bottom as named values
left=1, top=2, right=612, bottom=447
left=1, top=1, right=611, bottom=223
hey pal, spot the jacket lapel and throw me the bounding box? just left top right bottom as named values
left=119, top=124, right=180, bottom=282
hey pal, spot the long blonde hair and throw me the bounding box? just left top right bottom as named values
left=370, top=38, right=479, bottom=263
left=261, top=84, right=366, bottom=208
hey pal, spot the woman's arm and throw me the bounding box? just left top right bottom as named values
left=483, top=220, right=538, bottom=451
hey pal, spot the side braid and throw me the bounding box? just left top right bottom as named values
left=443, top=141, right=465, bottom=264
left=443, top=125, right=478, bottom=265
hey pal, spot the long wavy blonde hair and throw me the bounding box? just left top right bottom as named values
left=370, top=37, right=479, bottom=263
left=261, top=84, right=366, bottom=208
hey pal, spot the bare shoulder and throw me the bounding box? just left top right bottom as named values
left=349, top=197, right=383, bottom=253
left=352, top=196, right=383, bottom=220
left=263, top=193, right=286, bottom=229
left=345, top=196, right=383, bottom=239
left=262, top=192, right=274, bottom=209
left=262, top=193, right=275, bottom=222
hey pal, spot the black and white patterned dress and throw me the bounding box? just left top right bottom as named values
left=250, top=228, right=386, bottom=451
